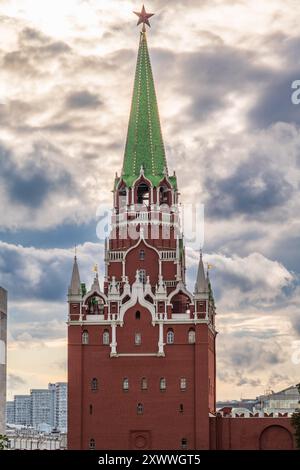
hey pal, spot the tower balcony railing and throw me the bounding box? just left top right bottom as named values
left=111, top=211, right=180, bottom=230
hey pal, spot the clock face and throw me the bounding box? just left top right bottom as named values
left=0, top=340, right=5, bottom=365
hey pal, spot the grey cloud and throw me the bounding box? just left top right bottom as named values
left=155, top=45, right=270, bottom=124
left=0, top=246, right=70, bottom=301
left=65, top=90, right=103, bottom=110
left=292, top=315, right=300, bottom=336
left=0, top=241, right=103, bottom=303
left=222, top=339, right=284, bottom=371
left=271, top=234, right=300, bottom=274
left=236, top=377, right=261, bottom=387
left=249, top=70, right=300, bottom=128
left=0, top=142, right=75, bottom=209
left=205, top=156, right=293, bottom=220
left=267, top=373, right=291, bottom=388
left=8, top=374, right=27, bottom=390
left=19, top=27, right=50, bottom=46
left=217, top=370, right=261, bottom=388
left=13, top=320, right=66, bottom=342
left=2, top=28, right=72, bottom=78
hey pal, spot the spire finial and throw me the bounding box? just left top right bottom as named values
left=74, top=244, right=77, bottom=259
left=206, top=262, right=213, bottom=278
left=133, top=5, right=154, bottom=30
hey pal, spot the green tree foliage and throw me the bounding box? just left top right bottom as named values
left=0, top=434, right=9, bottom=450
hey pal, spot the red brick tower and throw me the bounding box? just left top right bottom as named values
left=67, top=7, right=216, bottom=450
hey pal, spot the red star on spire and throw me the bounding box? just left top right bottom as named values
left=133, top=5, right=154, bottom=29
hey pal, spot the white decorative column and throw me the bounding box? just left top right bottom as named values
left=158, top=321, right=164, bottom=356
left=159, top=259, right=162, bottom=277
left=122, top=260, right=126, bottom=281
left=110, top=322, right=117, bottom=357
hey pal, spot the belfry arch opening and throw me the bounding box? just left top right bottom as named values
left=171, top=292, right=191, bottom=314
left=85, top=294, right=105, bottom=315
left=160, top=185, right=171, bottom=205
left=137, top=183, right=150, bottom=206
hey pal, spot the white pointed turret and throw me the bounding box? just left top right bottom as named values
left=194, top=250, right=208, bottom=294
left=69, top=256, right=81, bottom=296
left=91, top=272, right=100, bottom=292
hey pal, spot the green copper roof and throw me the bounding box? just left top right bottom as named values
left=122, top=31, right=170, bottom=188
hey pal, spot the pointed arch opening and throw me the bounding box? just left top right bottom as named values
left=137, top=183, right=150, bottom=206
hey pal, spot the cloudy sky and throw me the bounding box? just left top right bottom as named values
left=0, top=0, right=300, bottom=401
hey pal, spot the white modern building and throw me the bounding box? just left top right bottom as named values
left=7, top=382, right=67, bottom=432
left=6, top=401, right=14, bottom=425
left=31, top=388, right=55, bottom=430
left=54, top=382, right=67, bottom=433
left=256, top=385, right=300, bottom=414
left=14, top=395, right=32, bottom=426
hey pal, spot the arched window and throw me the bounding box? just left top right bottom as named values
left=89, top=404, right=93, bottom=415
left=89, top=438, right=95, bottom=450
left=137, top=183, right=150, bottom=206
left=160, top=185, right=169, bottom=204
left=91, top=378, right=98, bottom=391
left=123, top=378, right=129, bottom=391
left=179, top=404, right=184, bottom=413
left=160, top=377, right=167, bottom=391
left=167, top=329, right=174, bottom=344
left=188, top=329, right=195, bottom=344
left=180, top=378, right=187, bottom=390
left=103, top=330, right=110, bottom=345
left=82, top=330, right=89, bottom=345
left=119, top=188, right=126, bottom=208
left=181, top=438, right=187, bottom=450
left=135, top=311, right=141, bottom=320
left=139, top=250, right=145, bottom=260
left=139, top=269, right=146, bottom=284
left=137, top=403, right=144, bottom=415
left=135, top=333, right=142, bottom=345
left=141, top=377, right=148, bottom=390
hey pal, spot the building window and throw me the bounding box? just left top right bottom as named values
left=135, top=333, right=142, bottom=345
left=139, top=250, right=145, bottom=260
left=123, top=378, right=129, bottom=391
left=139, top=269, right=146, bottom=284
left=89, top=404, right=93, bottom=415
left=82, top=330, right=89, bottom=345
left=179, top=404, right=184, bottom=413
left=89, top=438, right=96, bottom=450
left=136, top=311, right=141, bottom=320
left=160, top=377, right=167, bottom=391
left=141, top=377, right=148, bottom=390
left=181, top=438, right=187, bottom=450
left=91, top=378, right=98, bottom=391
left=137, top=403, right=144, bottom=415
left=180, top=378, right=187, bottom=391
left=103, top=330, right=110, bottom=345
left=167, top=329, right=174, bottom=344
left=188, top=329, right=195, bottom=344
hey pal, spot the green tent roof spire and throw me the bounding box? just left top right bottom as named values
left=122, top=29, right=168, bottom=188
